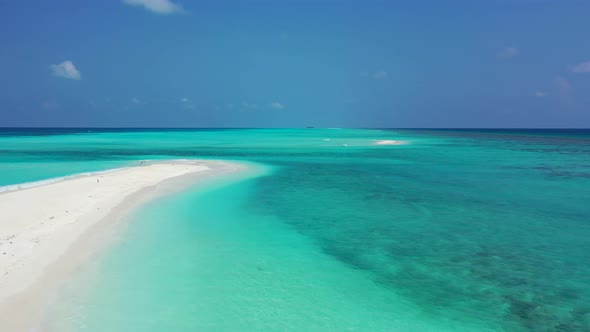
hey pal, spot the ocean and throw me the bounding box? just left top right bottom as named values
left=1, top=128, right=589, bottom=331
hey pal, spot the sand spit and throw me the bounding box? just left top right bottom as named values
left=0, top=159, right=247, bottom=331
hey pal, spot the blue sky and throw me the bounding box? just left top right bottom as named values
left=1, top=0, right=589, bottom=128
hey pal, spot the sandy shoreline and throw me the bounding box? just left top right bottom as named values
left=0, top=159, right=247, bottom=331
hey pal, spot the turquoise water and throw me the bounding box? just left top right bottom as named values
left=1, top=128, right=590, bottom=331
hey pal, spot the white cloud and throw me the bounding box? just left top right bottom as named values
left=362, top=70, right=388, bottom=79
left=373, top=70, right=388, bottom=79
left=131, top=97, right=146, bottom=105
left=535, top=91, right=545, bottom=98
left=122, top=0, right=185, bottom=14
left=179, top=97, right=195, bottom=109
left=270, top=102, right=284, bottom=110
left=50, top=60, right=81, bottom=80
left=242, top=101, right=259, bottom=109
left=570, top=60, right=590, bottom=73
left=498, top=47, right=519, bottom=58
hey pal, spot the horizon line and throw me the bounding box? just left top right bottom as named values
left=1, top=127, right=590, bottom=130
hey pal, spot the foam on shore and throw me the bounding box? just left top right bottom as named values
left=0, top=168, right=129, bottom=194
left=373, top=139, right=408, bottom=145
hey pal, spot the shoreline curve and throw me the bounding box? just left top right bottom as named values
left=0, top=159, right=252, bottom=332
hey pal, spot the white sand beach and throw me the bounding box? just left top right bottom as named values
left=0, top=160, right=246, bottom=331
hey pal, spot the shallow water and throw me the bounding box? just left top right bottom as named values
left=2, top=128, right=590, bottom=331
